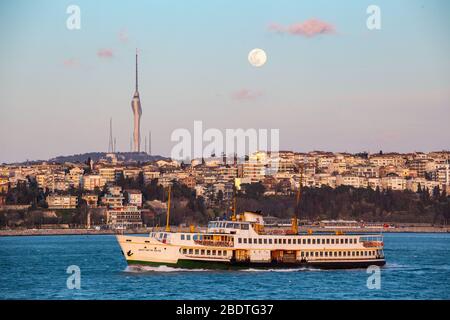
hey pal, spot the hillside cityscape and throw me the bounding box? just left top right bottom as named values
left=1, top=149, right=449, bottom=231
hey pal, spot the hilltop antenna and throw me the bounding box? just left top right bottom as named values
left=149, top=130, right=152, bottom=155
left=113, top=138, right=117, bottom=153
left=108, top=118, right=114, bottom=153
left=144, top=135, right=148, bottom=154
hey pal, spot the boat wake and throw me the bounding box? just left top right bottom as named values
left=124, top=265, right=323, bottom=273
left=241, top=267, right=322, bottom=272
left=124, top=265, right=210, bottom=273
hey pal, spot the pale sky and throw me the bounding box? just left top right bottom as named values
left=0, top=0, right=449, bottom=163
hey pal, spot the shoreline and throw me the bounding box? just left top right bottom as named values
left=0, top=226, right=449, bottom=237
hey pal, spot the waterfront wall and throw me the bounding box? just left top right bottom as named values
left=0, top=226, right=449, bottom=237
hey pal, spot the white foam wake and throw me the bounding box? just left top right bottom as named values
left=124, top=265, right=324, bottom=273
left=124, top=265, right=210, bottom=273
left=240, top=267, right=321, bottom=272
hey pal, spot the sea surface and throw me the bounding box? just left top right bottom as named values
left=0, top=233, right=449, bottom=300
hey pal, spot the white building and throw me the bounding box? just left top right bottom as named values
left=47, top=195, right=78, bottom=209
left=107, top=206, right=143, bottom=229
left=125, top=189, right=143, bottom=207
left=83, top=175, right=106, bottom=191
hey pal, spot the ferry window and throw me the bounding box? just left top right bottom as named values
left=283, top=239, right=287, bottom=244
left=226, top=223, right=233, bottom=228
left=303, top=239, right=306, bottom=245
left=259, top=239, right=262, bottom=244
left=334, top=252, right=337, bottom=257
left=193, top=235, right=197, bottom=241
left=356, top=251, right=360, bottom=256
left=248, top=238, right=252, bottom=244
left=307, top=239, right=311, bottom=244
left=181, top=234, right=185, bottom=240
left=274, top=239, right=278, bottom=244
left=195, top=249, right=199, bottom=255
left=201, top=249, right=205, bottom=255
left=217, top=250, right=221, bottom=255
left=301, top=252, right=304, bottom=257
left=238, top=238, right=242, bottom=244
left=340, top=239, right=344, bottom=244
left=331, top=239, right=335, bottom=244
left=269, top=239, right=272, bottom=244
left=352, top=251, right=355, bottom=256
left=242, top=224, right=249, bottom=230
left=354, top=239, right=357, bottom=244
left=326, top=239, right=330, bottom=244
left=212, top=250, right=216, bottom=255
left=182, top=249, right=187, bottom=254
left=324, top=252, right=328, bottom=257
left=338, top=251, right=342, bottom=256
left=189, top=249, right=193, bottom=254
left=223, top=251, right=227, bottom=256
left=186, top=235, right=191, bottom=241
left=312, top=239, right=316, bottom=245
left=243, top=238, right=247, bottom=244
left=207, top=250, right=211, bottom=255
left=315, top=252, right=319, bottom=257
left=320, top=252, right=323, bottom=257
left=264, top=239, right=267, bottom=244
left=287, top=239, right=291, bottom=244
left=345, top=239, right=348, bottom=244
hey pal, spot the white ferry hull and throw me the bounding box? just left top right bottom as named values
left=116, top=235, right=386, bottom=270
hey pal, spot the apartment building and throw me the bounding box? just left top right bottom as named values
left=124, top=189, right=143, bottom=207
left=83, top=175, right=106, bottom=191
left=369, top=154, right=406, bottom=167
left=46, top=194, right=78, bottom=209
left=106, top=205, right=143, bottom=229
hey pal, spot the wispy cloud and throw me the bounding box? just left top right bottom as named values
left=97, top=48, right=114, bottom=58
left=231, top=89, right=263, bottom=101
left=268, top=19, right=335, bottom=37
left=118, top=29, right=129, bottom=43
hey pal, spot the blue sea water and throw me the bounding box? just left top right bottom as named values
left=0, top=233, right=449, bottom=300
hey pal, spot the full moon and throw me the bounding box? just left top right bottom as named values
left=248, top=48, right=267, bottom=67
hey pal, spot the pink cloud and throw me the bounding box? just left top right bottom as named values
left=268, top=19, right=335, bottom=37
left=231, top=89, right=263, bottom=101
left=97, top=48, right=114, bottom=58
left=62, top=58, right=79, bottom=68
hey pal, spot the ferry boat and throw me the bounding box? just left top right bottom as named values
left=116, top=174, right=385, bottom=270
